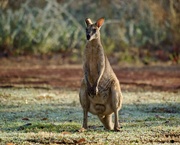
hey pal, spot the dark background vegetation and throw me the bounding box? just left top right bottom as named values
left=0, top=0, right=179, bottom=65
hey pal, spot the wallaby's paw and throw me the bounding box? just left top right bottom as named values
left=95, top=86, right=99, bottom=95
left=89, top=86, right=97, bottom=96
left=87, top=90, right=91, bottom=96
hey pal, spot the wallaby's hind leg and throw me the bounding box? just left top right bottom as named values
left=82, top=109, right=88, bottom=129
left=79, top=80, right=89, bottom=129
left=111, top=82, right=123, bottom=131
left=98, top=115, right=114, bottom=130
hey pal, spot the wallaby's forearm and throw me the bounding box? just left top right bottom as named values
left=96, top=53, right=105, bottom=87
left=84, top=61, right=104, bottom=89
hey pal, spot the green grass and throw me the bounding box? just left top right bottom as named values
left=0, top=88, right=180, bottom=144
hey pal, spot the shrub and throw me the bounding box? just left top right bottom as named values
left=0, top=0, right=178, bottom=64
left=0, top=0, right=85, bottom=55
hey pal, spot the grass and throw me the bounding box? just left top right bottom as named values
left=0, top=88, right=180, bottom=144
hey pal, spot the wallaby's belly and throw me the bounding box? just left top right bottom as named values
left=88, top=90, right=113, bottom=115
left=89, top=103, right=113, bottom=115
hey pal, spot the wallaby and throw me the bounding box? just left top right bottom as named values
left=79, top=17, right=123, bottom=131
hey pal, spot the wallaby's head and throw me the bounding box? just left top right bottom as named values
left=85, top=17, right=104, bottom=41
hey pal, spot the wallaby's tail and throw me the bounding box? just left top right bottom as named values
left=98, top=114, right=114, bottom=130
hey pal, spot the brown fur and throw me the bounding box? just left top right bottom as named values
left=79, top=18, right=123, bottom=131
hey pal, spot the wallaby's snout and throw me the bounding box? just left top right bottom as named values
left=85, top=26, right=97, bottom=41
left=86, top=33, right=91, bottom=41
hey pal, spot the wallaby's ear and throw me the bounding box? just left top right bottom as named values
left=85, top=18, right=93, bottom=26
left=96, top=17, right=105, bottom=28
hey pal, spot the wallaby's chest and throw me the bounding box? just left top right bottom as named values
left=86, top=46, right=99, bottom=62
left=85, top=46, right=101, bottom=81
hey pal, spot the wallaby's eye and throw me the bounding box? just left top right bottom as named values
left=92, top=29, right=96, bottom=33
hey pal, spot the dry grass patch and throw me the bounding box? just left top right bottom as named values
left=0, top=88, right=179, bottom=144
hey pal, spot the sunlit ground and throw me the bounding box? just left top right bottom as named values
left=0, top=88, right=179, bottom=144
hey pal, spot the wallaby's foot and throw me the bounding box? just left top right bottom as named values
left=104, top=125, right=114, bottom=131
left=98, top=115, right=114, bottom=130
left=114, top=126, right=121, bottom=132
left=82, top=119, right=88, bottom=129
left=83, top=124, right=88, bottom=129
left=82, top=109, right=88, bottom=129
left=78, top=127, right=87, bottom=132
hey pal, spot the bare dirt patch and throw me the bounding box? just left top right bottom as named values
left=0, top=57, right=179, bottom=91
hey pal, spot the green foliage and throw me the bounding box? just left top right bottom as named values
left=0, top=0, right=179, bottom=63
left=0, top=0, right=84, bottom=55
